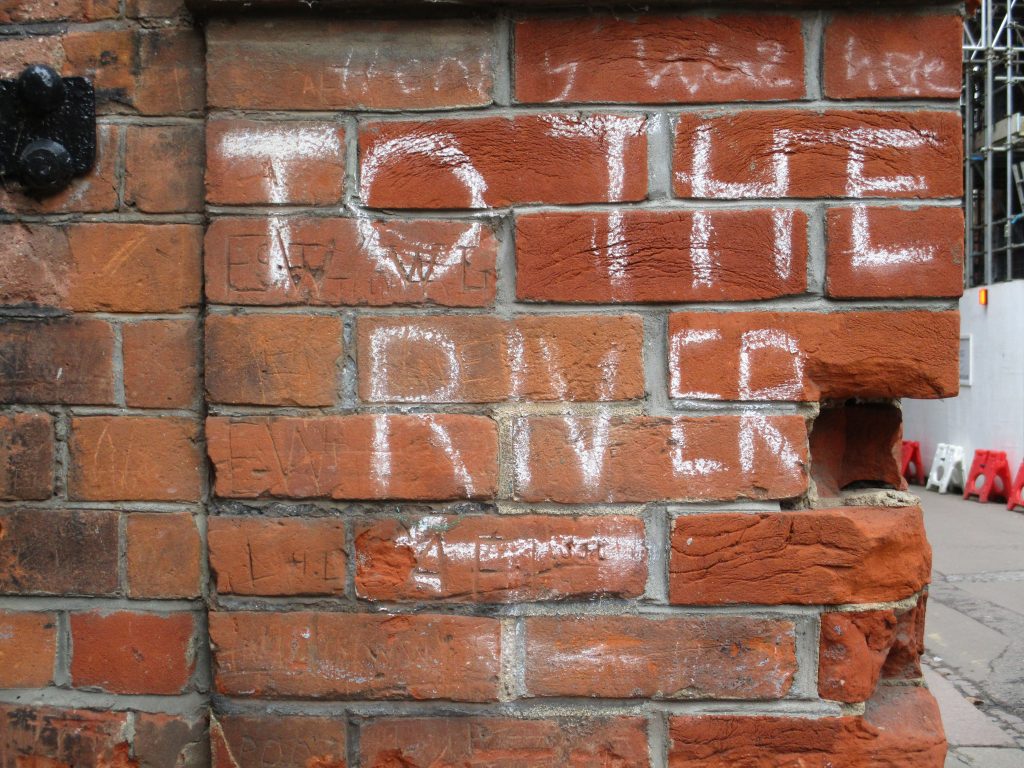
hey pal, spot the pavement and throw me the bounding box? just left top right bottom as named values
left=917, top=488, right=1024, bottom=767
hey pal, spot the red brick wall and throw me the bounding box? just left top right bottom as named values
left=0, top=2, right=961, bottom=765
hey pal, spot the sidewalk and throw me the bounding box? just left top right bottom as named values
left=917, top=488, right=1024, bottom=766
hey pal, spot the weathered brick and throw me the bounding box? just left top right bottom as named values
left=207, top=18, right=494, bottom=110
left=134, top=711, right=210, bottom=768
left=0, top=318, right=114, bottom=405
left=357, top=315, right=644, bottom=403
left=69, top=417, right=203, bottom=502
left=208, top=517, right=347, bottom=596
left=668, top=311, right=959, bottom=401
left=826, top=206, right=965, bottom=298
left=61, top=29, right=135, bottom=106
left=125, top=124, right=205, bottom=213
left=516, top=14, right=803, bottom=103
left=511, top=414, right=808, bottom=504
left=516, top=209, right=808, bottom=303
left=524, top=615, right=796, bottom=699
left=673, top=110, right=961, bottom=199
left=669, top=506, right=931, bottom=605
left=0, top=0, right=118, bottom=22
left=123, top=319, right=200, bottom=409
left=668, top=686, right=946, bottom=767
left=126, top=513, right=201, bottom=599
left=65, top=223, right=202, bottom=312
left=824, top=14, right=963, bottom=99
left=0, top=124, right=118, bottom=214
left=818, top=609, right=899, bottom=703
left=355, top=514, right=647, bottom=602
left=210, top=611, right=500, bottom=700
left=361, top=717, right=648, bottom=767
left=70, top=611, right=196, bottom=694
left=206, top=120, right=345, bottom=205
left=360, top=114, right=647, bottom=209
left=0, top=509, right=119, bottom=596
left=205, top=216, right=497, bottom=308
left=883, top=593, right=928, bottom=680
left=0, top=412, right=53, bottom=500
left=0, top=611, right=57, bottom=687
left=205, top=314, right=343, bottom=406
left=207, top=415, right=498, bottom=501
left=211, top=714, right=346, bottom=768
left=0, top=705, right=132, bottom=766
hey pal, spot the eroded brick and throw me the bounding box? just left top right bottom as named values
left=818, top=609, right=899, bottom=703
left=125, top=124, right=205, bottom=213
left=669, top=506, right=932, bottom=605
left=355, top=514, right=647, bottom=602
left=211, top=714, right=345, bottom=768
left=210, top=611, right=500, bottom=700
left=0, top=705, right=131, bottom=766
left=0, top=412, right=53, bottom=500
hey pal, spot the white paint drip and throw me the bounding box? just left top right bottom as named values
left=669, top=329, right=723, bottom=400
left=355, top=216, right=482, bottom=285
left=371, top=413, right=391, bottom=494
left=669, top=419, right=724, bottom=477
left=690, top=211, right=715, bottom=288
left=218, top=124, right=341, bottom=204
left=426, top=415, right=475, bottom=497
left=844, top=38, right=959, bottom=97
left=265, top=216, right=293, bottom=290
left=360, top=132, right=488, bottom=207
left=633, top=37, right=795, bottom=94
left=368, top=325, right=461, bottom=403
left=690, top=124, right=789, bottom=198
left=739, top=412, right=802, bottom=476
left=738, top=329, right=804, bottom=400
left=510, top=417, right=532, bottom=491
left=850, top=205, right=934, bottom=267
left=771, top=209, right=795, bottom=280
left=507, top=327, right=527, bottom=400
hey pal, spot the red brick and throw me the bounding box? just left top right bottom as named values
left=0, top=124, right=118, bottom=214
left=0, top=509, right=119, bottom=596
left=0, top=0, right=118, bottom=22
left=0, top=35, right=64, bottom=78
left=355, top=514, right=647, bottom=602
left=357, top=315, right=644, bottom=403
left=824, top=14, right=963, bottom=99
left=361, top=717, right=648, bottom=767
left=360, top=114, right=647, bottom=209
left=69, top=417, right=203, bottom=502
left=61, top=29, right=135, bottom=105
left=0, top=705, right=132, bottom=766
left=0, top=318, right=115, bottom=405
left=210, top=611, right=500, bottom=700
left=826, top=206, right=965, bottom=298
left=125, top=124, right=205, bottom=213
left=669, top=506, right=932, bottom=605
left=809, top=403, right=904, bottom=500
left=516, top=209, right=808, bottom=303
left=207, top=415, right=498, bottom=501
left=133, top=29, right=205, bottom=115
left=673, top=110, right=961, bottom=199
left=126, top=513, right=201, bottom=599
left=126, top=0, right=186, bottom=16
left=207, top=18, right=494, bottom=110
left=123, top=319, right=200, bottom=409
left=208, top=517, right=347, bottom=596
left=65, top=224, right=202, bottom=312
left=211, top=714, right=346, bottom=768
left=70, top=611, right=196, bottom=694
left=205, top=314, right=343, bottom=406
left=205, top=216, right=497, bottom=308
left=207, top=120, right=345, bottom=205
left=515, top=14, right=803, bottom=103
left=668, top=311, right=959, bottom=401
left=818, top=609, right=898, bottom=703
left=525, top=615, right=796, bottom=699
left=668, top=686, right=946, bottom=767
left=0, top=611, right=57, bottom=687
left=0, top=412, right=53, bottom=500
left=883, top=593, right=928, bottom=680
left=511, top=414, right=808, bottom=504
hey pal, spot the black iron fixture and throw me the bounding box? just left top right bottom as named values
left=0, top=64, right=95, bottom=196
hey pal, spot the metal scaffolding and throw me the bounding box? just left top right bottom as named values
left=964, top=0, right=1024, bottom=287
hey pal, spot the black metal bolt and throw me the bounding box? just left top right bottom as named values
left=17, top=64, right=65, bottom=115
left=18, top=139, right=73, bottom=193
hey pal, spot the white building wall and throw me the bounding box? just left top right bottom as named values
left=902, top=282, right=1024, bottom=476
